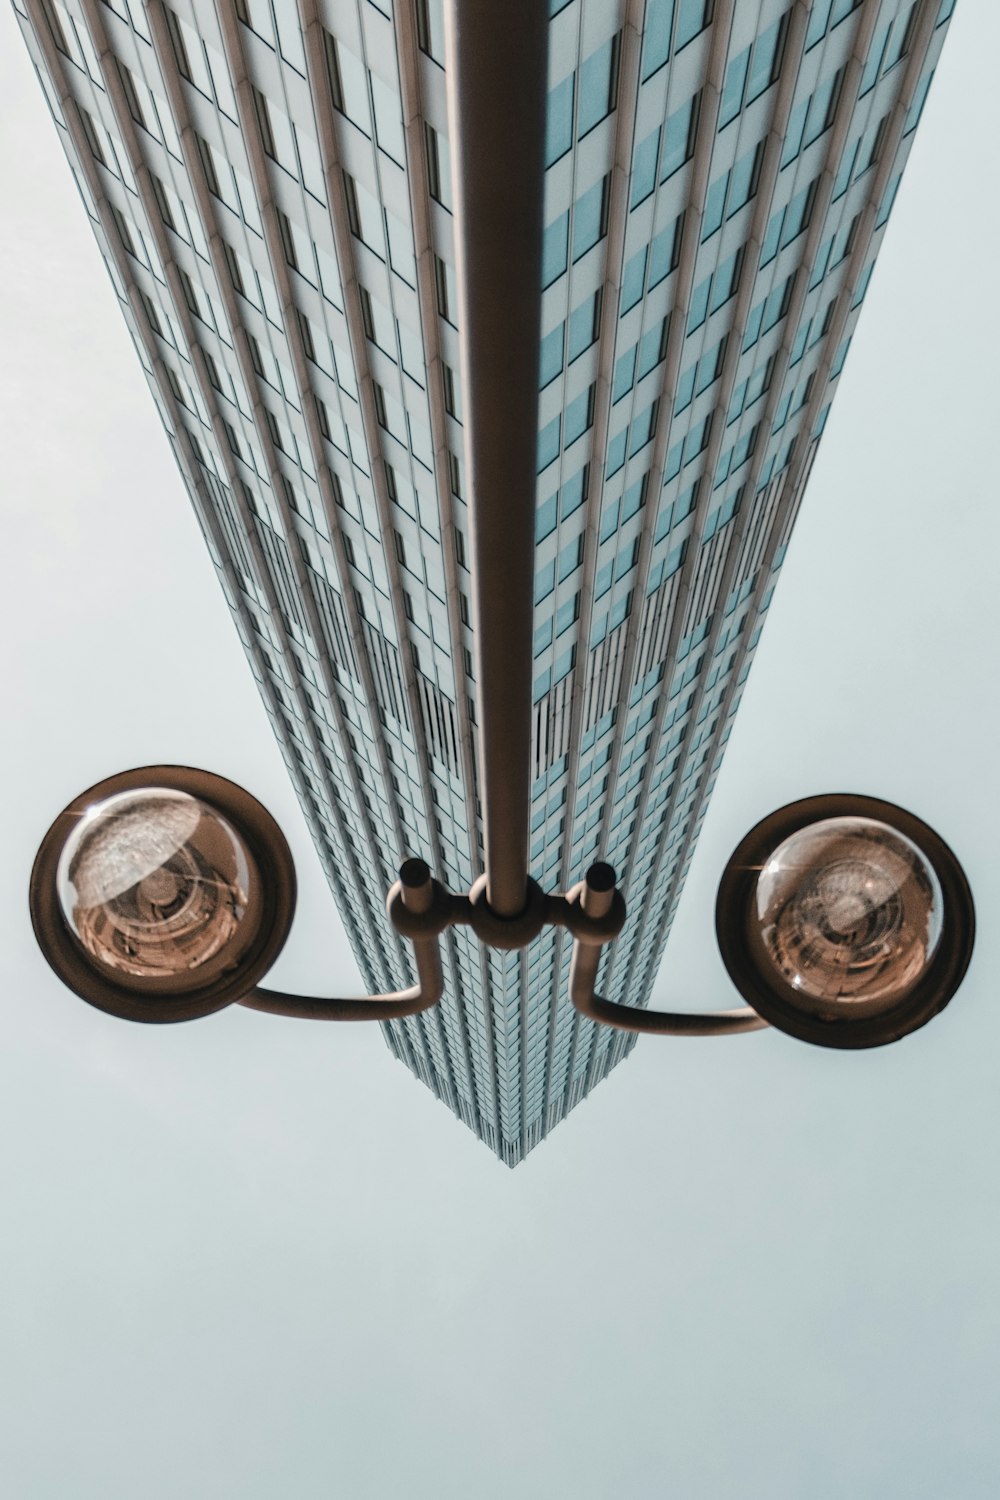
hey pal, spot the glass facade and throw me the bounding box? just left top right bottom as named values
left=15, top=0, right=954, bottom=1164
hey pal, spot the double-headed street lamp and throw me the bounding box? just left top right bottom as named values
left=30, top=766, right=974, bottom=1053
left=28, top=5, right=976, bottom=1060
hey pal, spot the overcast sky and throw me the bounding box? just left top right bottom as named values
left=1, top=4, right=998, bottom=1497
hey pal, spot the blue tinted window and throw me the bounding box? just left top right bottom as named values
left=648, top=213, right=683, bottom=287
left=660, top=94, right=698, bottom=180
left=568, top=291, right=600, bottom=360
left=545, top=74, right=575, bottom=166
left=720, top=45, right=750, bottom=127
left=655, top=497, right=674, bottom=543
left=761, top=277, right=791, bottom=333
left=630, top=128, right=660, bottom=208
left=560, top=465, right=589, bottom=519
left=622, top=474, right=646, bottom=522
left=772, top=391, right=792, bottom=435
left=615, top=538, right=638, bottom=581
left=641, top=0, right=676, bottom=80
left=534, top=559, right=556, bottom=603
left=637, top=318, right=667, bottom=380
left=687, top=274, right=711, bottom=334
left=741, top=300, right=764, bottom=354
left=558, top=534, right=584, bottom=581
left=537, top=414, right=561, bottom=470
left=629, top=403, right=657, bottom=457
left=605, top=429, right=627, bottom=479
left=833, top=138, right=859, bottom=199
left=533, top=667, right=552, bottom=701
left=832, top=0, right=862, bottom=25
left=781, top=98, right=808, bottom=167
left=701, top=172, right=727, bottom=240
left=780, top=180, right=815, bottom=248
left=556, top=594, right=579, bottom=634
left=759, top=206, right=781, bottom=266
left=674, top=362, right=696, bottom=413
left=805, top=69, right=841, bottom=146
left=709, top=247, right=741, bottom=312
left=806, top=1, right=833, bottom=49
left=573, top=177, right=607, bottom=260
left=728, top=142, right=761, bottom=215
left=535, top=494, right=558, bottom=542
left=791, top=322, right=809, bottom=366
left=747, top=13, right=786, bottom=102
left=578, top=37, right=618, bottom=137
left=612, top=346, right=637, bottom=403
left=620, top=246, right=647, bottom=312
left=905, top=71, right=934, bottom=135
left=675, top=480, right=698, bottom=523
left=860, top=23, right=890, bottom=94
left=600, top=498, right=621, bottom=543
left=609, top=592, right=632, bottom=631
left=564, top=385, right=594, bottom=446
left=696, top=336, right=725, bottom=394
left=851, top=261, right=874, bottom=308
left=675, top=0, right=712, bottom=51
left=809, top=234, right=833, bottom=290
left=539, top=323, right=564, bottom=388
left=542, top=212, right=569, bottom=288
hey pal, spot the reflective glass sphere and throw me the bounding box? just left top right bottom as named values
left=56, top=788, right=262, bottom=987
left=754, top=816, right=943, bottom=1015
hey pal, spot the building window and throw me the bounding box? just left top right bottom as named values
left=568, top=289, right=602, bottom=361
left=660, top=91, right=700, bottom=180
left=542, top=211, right=570, bottom=289
left=573, top=175, right=610, bottom=262
left=578, top=34, right=621, bottom=137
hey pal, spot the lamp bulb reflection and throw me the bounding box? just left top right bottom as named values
left=56, top=787, right=260, bottom=988
left=754, top=816, right=942, bottom=1016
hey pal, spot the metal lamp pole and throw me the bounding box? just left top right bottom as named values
left=28, top=5, right=975, bottom=1056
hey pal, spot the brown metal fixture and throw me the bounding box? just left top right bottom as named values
left=444, top=0, right=549, bottom=920
left=30, top=769, right=973, bottom=1048
left=30, top=766, right=295, bottom=1024
left=26, top=7, right=974, bottom=1054
left=715, top=794, right=975, bottom=1049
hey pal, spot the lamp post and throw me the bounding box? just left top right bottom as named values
left=30, top=766, right=974, bottom=1051
left=27, top=4, right=976, bottom=1057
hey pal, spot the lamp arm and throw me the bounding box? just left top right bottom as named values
left=568, top=940, right=766, bottom=1035
left=239, top=933, right=444, bottom=1021
left=566, top=871, right=768, bottom=1037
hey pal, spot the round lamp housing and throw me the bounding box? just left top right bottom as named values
left=30, top=767, right=296, bottom=1023
left=715, top=794, right=974, bottom=1049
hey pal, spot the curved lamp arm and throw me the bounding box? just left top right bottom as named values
left=239, top=939, right=442, bottom=1020
left=566, top=868, right=768, bottom=1037
left=239, top=862, right=445, bottom=1022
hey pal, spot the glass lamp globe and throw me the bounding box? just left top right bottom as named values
left=55, top=787, right=262, bottom=989
left=31, top=767, right=296, bottom=1022
left=753, top=816, right=943, bottom=1017
left=716, top=795, right=975, bottom=1049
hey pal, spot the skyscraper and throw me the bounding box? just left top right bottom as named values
left=15, top=0, right=954, bottom=1163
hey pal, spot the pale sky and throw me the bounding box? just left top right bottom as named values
left=1, top=4, right=998, bottom=1497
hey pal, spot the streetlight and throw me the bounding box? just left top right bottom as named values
left=27, top=7, right=975, bottom=1061
left=30, top=766, right=974, bottom=1050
